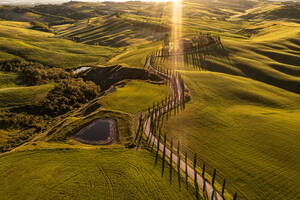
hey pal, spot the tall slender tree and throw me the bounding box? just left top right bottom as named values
left=212, top=169, right=216, bottom=187
left=162, top=133, right=167, bottom=177
left=170, top=138, right=173, bottom=184
left=194, top=153, right=199, bottom=199
left=221, top=178, right=226, bottom=198
left=233, top=192, right=237, bottom=200
left=177, top=141, right=181, bottom=191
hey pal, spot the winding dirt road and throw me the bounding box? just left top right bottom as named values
left=144, top=57, right=224, bottom=200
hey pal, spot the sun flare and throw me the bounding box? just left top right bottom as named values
left=171, top=0, right=182, bottom=69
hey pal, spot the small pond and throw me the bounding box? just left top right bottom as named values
left=73, top=119, right=117, bottom=145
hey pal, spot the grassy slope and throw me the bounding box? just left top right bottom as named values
left=0, top=148, right=196, bottom=200
left=179, top=1, right=300, bottom=93
left=0, top=71, right=25, bottom=89
left=0, top=21, right=118, bottom=68
left=165, top=71, right=300, bottom=200
left=100, top=80, right=171, bottom=114
left=0, top=83, right=53, bottom=108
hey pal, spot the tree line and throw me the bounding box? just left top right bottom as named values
left=0, top=59, right=71, bottom=85
left=147, top=33, right=228, bottom=71
left=135, top=51, right=239, bottom=200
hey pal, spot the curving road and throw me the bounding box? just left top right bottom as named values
left=144, top=56, right=224, bottom=200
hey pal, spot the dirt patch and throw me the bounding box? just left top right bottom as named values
left=73, top=118, right=117, bottom=145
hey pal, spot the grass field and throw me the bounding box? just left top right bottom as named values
left=0, top=83, right=53, bottom=108
left=0, top=148, right=196, bottom=200
left=100, top=80, right=171, bottom=114
left=164, top=71, right=300, bottom=200
left=0, top=1, right=299, bottom=199
left=0, top=21, right=118, bottom=68
left=0, top=71, right=25, bottom=89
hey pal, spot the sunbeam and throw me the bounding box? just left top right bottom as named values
left=171, top=0, right=183, bottom=69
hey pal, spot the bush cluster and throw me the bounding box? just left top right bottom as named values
left=30, top=21, right=52, bottom=33
left=0, top=111, right=44, bottom=130
left=0, top=60, right=71, bottom=85
left=41, top=78, right=100, bottom=116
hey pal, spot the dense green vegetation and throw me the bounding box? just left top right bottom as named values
left=41, top=79, right=100, bottom=116
left=0, top=60, right=71, bottom=85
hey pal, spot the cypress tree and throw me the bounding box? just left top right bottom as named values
left=221, top=178, right=226, bottom=198
left=202, top=163, right=207, bottom=199
left=162, top=133, right=167, bottom=177
left=194, top=153, right=199, bottom=199
left=202, top=162, right=205, bottom=178
left=170, top=138, right=173, bottom=184
left=177, top=141, right=181, bottom=191
left=212, top=169, right=216, bottom=187
left=233, top=192, right=237, bottom=200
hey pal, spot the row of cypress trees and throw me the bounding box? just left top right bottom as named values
left=137, top=51, right=238, bottom=200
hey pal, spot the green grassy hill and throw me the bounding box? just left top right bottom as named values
left=0, top=71, right=25, bottom=89
left=164, top=71, right=300, bottom=200
left=99, top=80, right=171, bottom=114
left=0, top=83, right=53, bottom=108
left=0, top=148, right=196, bottom=200
left=0, top=21, right=118, bottom=68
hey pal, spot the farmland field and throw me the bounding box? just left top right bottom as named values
left=0, top=148, right=196, bottom=200
left=0, top=0, right=299, bottom=199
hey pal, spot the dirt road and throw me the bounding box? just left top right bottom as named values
left=144, top=57, right=224, bottom=200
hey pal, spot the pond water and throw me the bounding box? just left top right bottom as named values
left=74, top=119, right=117, bottom=145
left=74, top=66, right=91, bottom=74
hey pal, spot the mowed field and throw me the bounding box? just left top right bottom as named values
left=99, top=80, right=171, bottom=114
left=164, top=71, right=300, bottom=200
left=0, top=148, right=196, bottom=200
